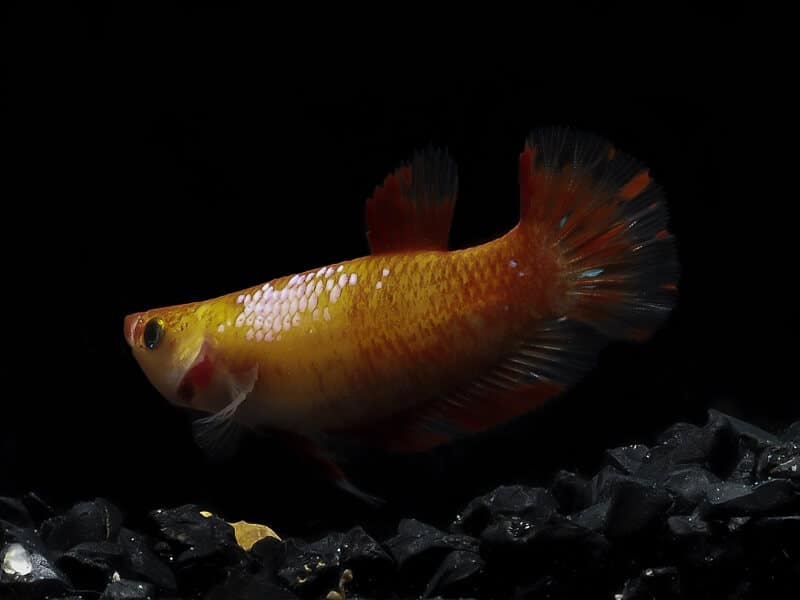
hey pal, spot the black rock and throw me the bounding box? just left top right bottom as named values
left=452, top=486, right=558, bottom=538
left=591, top=466, right=638, bottom=503
left=703, top=479, right=798, bottom=518
left=149, top=505, right=242, bottom=567
left=279, top=526, right=392, bottom=597
left=605, top=444, right=650, bottom=475
left=99, top=578, right=156, bottom=599
left=41, top=498, right=123, bottom=552
left=605, top=479, right=673, bottom=539
left=709, top=409, right=781, bottom=448
left=250, top=536, right=286, bottom=576
left=119, top=528, right=177, bottom=591
left=782, top=421, right=800, bottom=443
left=666, top=513, right=710, bottom=539
left=423, top=549, right=484, bottom=598
left=727, top=448, right=757, bottom=483
left=755, top=442, right=800, bottom=482
left=1, top=540, right=72, bottom=598
left=621, top=566, right=680, bottom=599
left=388, top=519, right=478, bottom=568
left=0, top=497, right=34, bottom=529
left=206, top=570, right=300, bottom=600
left=551, top=470, right=592, bottom=514
left=533, top=519, right=611, bottom=567
left=569, top=501, right=609, bottom=532
left=664, top=466, right=719, bottom=515
left=57, top=540, right=125, bottom=591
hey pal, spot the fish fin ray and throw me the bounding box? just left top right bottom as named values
left=366, top=147, right=458, bottom=254
left=519, top=126, right=679, bottom=340
left=191, top=365, right=258, bottom=460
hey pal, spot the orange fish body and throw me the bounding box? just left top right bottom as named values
left=125, top=128, right=678, bottom=481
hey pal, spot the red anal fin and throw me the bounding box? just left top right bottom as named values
left=366, top=147, right=458, bottom=254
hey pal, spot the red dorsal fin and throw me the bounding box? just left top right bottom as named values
left=366, top=147, right=458, bottom=254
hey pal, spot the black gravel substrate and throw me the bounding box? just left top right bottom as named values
left=2, top=410, right=798, bottom=600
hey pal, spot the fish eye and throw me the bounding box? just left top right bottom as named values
left=143, top=318, right=165, bottom=350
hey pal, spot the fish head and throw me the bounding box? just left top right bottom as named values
left=124, top=303, right=207, bottom=408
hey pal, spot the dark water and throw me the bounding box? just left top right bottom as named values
left=3, top=7, right=772, bottom=543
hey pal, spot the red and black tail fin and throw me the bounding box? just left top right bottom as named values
left=520, top=127, right=679, bottom=341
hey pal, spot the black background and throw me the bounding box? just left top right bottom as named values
left=2, top=6, right=775, bottom=540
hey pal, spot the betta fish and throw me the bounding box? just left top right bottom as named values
left=124, top=127, right=678, bottom=502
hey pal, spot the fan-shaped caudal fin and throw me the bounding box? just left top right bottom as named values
left=520, top=127, right=679, bottom=341
left=366, top=147, right=458, bottom=254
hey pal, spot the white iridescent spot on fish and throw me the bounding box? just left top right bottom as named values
left=519, top=271, right=525, bottom=278
left=330, top=285, right=341, bottom=303
left=254, top=315, right=264, bottom=330
left=290, top=298, right=298, bottom=314
left=297, top=282, right=306, bottom=297
left=246, top=328, right=254, bottom=340
left=255, top=331, right=264, bottom=342
left=326, top=279, right=334, bottom=292
left=280, top=288, right=289, bottom=300
left=236, top=294, right=245, bottom=304
left=292, top=313, right=301, bottom=326
left=299, top=296, right=307, bottom=312
left=305, top=272, right=315, bottom=283
left=217, top=324, right=225, bottom=333
left=336, top=265, right=344, bottom=273
left=244, top=293, right=252, bottom=304
left=272, top=318, right=282, bottom=332
left=338, top=274, right=347, bottom=288
left=325, top=267, right=335, bottom=278
left=349, top=273, right=358, bottom=286
left=265, top=330, right=274, bottom=342
left=579, top=268, right=604, bottom=278
left=315, top=281, right=324, bottom=295
left=323, top=307, right=331, bottom=321
left=253, top=290, right=262, bottom=302
left=244, top=304, right=253, bottom=316
left=289, top=274, right=299, bottom=286
left=317, top=267, right=326, bottom=277
left=382, top=268, right=390, bottom=277
left=235, top=314, right=245, bottom=327
left=308, top=294, right=318, bottom=311
left=282, top=314, right=291, bottom=330
left=312, top=308, right=320, bottom=321
left=509, top=259, right=518, bottom=269
left=376, top=281, right=383, bottom=289
left=280, top=300, right=290, bottom=315
left=245, top=314, right=254, bottom=326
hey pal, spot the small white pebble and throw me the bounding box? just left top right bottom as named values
left=509, top=259, right=518, bottom=268
left=2, top=543, right=32, bottom=576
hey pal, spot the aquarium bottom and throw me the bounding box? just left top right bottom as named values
left=1, top=410, right=799, bottom=599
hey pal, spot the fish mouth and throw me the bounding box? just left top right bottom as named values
left=124, top=312, right=142, bottom=346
